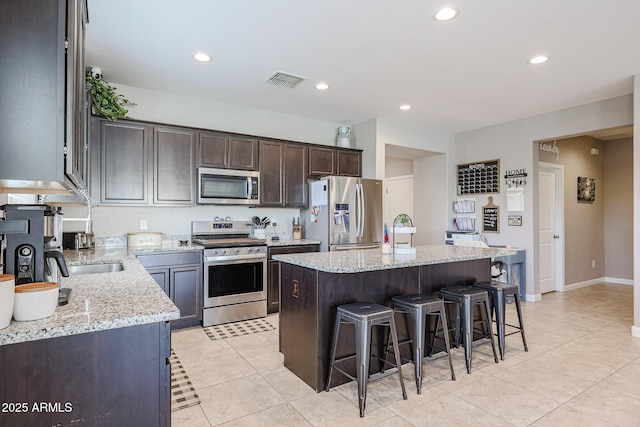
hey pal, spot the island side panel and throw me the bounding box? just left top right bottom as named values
left=0, top=322, right=170, bottom=427
left=279, top=263, right=320, bottom=391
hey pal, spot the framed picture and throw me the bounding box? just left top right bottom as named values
left=577, top=177, right=595, bottom=203
left=508, top=215, right=522, bottom=226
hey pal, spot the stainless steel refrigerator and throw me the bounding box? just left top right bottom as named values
left=303, top=176, right=383, bottom=251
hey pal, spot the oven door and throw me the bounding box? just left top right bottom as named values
left=203, top=255, right=267, bottom=308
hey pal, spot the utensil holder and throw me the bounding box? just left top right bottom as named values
left=254, top=228, right=266, bottom=239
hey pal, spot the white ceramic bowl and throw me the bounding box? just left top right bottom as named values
left=13, top=282, right=58, bottom=322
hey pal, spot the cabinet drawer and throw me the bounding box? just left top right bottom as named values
left=137, top=251, right=201, bottom=268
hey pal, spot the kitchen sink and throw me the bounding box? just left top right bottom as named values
left=68, top=262, right=125, bottom=275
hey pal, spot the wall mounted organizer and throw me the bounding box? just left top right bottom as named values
left=457, top=159, right=500, bottom=195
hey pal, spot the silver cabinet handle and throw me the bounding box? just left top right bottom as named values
left=553, top=235, right=560, bottom=239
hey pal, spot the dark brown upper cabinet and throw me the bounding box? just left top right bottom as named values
left=308, top=146, right=362, bottom=178
left=198, top=131, right=258, bottom=170
left=308, top=146, right=336, bottom=177
left=259, top=140, right=308, bottom=208
left=337, top=149, right=362, bottom=177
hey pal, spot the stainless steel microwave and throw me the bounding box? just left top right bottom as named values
left=197, top=168, right=260, bottom=205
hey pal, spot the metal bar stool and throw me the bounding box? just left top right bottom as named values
left=384, top=294, right=456, bottom=394
left=473, top=280, right=528, bottom=360
left=439, top=285, right=499, bottom=374
left=326, top=302, right=407, bottom=417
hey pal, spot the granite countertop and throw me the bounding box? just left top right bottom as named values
left=273, top=244, right=517, bottom=273
left=0, top=242, right=192, bottom=346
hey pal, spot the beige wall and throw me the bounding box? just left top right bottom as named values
left=538, top=135, right=633, bottom=284
left=604, top=137, right=633, bottom=281
left=544, top=136, right=605, bottom=284
left=385, top=157, right=413, bottom=177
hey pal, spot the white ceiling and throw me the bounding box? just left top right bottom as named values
left=85, top=0, right=640, bottom=135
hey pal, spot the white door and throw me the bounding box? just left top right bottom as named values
left=384, top=175, right=414, bottom=229
left=538, top=163, right=564, bottom=294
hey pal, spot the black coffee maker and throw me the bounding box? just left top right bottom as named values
left=1, top=205, right=70, bottom=303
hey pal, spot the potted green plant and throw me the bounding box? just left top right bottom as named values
left=85, top=66, right=135, bottom=121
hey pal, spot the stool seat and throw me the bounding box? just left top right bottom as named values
left=439, top=285, right=499, bottom=373
left=387, top=294, right=456, bottom=393
left=326, top=302, right=407, bottom=417
left=473, top=281, right=528, bottom=359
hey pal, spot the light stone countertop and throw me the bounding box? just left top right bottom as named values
left=272, top=244, right=517, bottom=273
left=0, top=242, right=196, bottom=346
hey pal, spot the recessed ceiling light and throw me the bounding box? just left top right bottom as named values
left=400, top=105, right=412, bottom=111
left=193, top=52, right=211, bottom=62
left=315, top=82, right=329, bottom=90
left=435, top=7, right=457, bottom=21
left=528, top=55, right=548, bottom=64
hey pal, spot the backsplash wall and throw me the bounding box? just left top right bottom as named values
left=62, top=205, right=301, bottom=240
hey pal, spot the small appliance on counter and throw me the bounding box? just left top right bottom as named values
left=0, top=204, right=71, bottom=306
left=63, top=232, right=95, bottom=250
left=444, top=230, right=483, bottom=245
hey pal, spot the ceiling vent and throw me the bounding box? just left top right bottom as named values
left=264, top=71, right=307, bottom=88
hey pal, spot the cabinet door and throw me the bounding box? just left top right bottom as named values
left=170, top=266, right=202, bottom=329
left=198, top=130, right=228, bottom=168
left=228, top=136, right=258, bottom=170
left=100, top=120, right=150, bottom=204
left=65, top=0, right=89, bottom=190
left=259, top=141, right=284, bottom=206
left=337, top=150, right=362, bottom=177
left=147, top=268, right=170, bottom=296
left=308, top=146, right=336, bottom=177
left=267, top=260, right=280, bottom=314
left=267, top=244, right=319, bottom=313
left=154, top=126, right=195, bottom=205
left=284, top=144, right=308, bottom=208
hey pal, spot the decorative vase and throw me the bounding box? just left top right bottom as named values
left=336, top=126, right=351, bottom=148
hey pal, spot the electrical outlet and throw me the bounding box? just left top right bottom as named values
left=271, top=217, right=277, bottom=226
left=592, top=260, right=596, bottom=268
left=140, top=219, right=148, bottom=230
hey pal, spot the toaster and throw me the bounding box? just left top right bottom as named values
left=62, top=232, right=95, bottom=250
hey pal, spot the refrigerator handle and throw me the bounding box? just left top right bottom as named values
left=359, top=183, right=365, bottom=238
left=355, top=183, right=362, bottom=237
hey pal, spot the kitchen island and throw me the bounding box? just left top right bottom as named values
left=274, top=245, right=515, bottom=392
left=0, top=246, right=181, bottom=427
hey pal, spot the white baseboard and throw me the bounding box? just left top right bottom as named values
left=604, top=277, right=634, bottom=286
left=525, top=293, right=541, bottom=302
left=564, top=278, right=604, bottom=292
left=564, top=277, right=634, bottom=291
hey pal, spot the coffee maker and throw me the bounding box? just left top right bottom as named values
left=1, top=204, right=70, bottom=303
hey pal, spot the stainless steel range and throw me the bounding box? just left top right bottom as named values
left=192, top=221, right=267, bottom=326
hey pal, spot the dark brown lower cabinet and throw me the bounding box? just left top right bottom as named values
left=0, top=321, right=171, bottom=427
left=267, top=244, right=320, bottom=313
left=137, top=251, right=203, bottom=330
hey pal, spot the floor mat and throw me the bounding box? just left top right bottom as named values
left=170, top=349, right=201, bottom=411
left=203, top=317, right=275, bottom=341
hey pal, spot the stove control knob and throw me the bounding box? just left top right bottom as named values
left=221, top=250, right=227, bottom=255
left=248, top=248, right=253, bottom=253
left=234, top=249, right=240, bottom=254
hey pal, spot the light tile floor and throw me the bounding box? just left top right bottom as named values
left=171, top=284, right=640, bottom=426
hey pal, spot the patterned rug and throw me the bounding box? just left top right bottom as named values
left=203, top=317, right=276, bottom=341
left=170, top=349, right=201, bottom=411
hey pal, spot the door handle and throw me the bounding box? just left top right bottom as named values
left=553, top=235, right=560, bottom=239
